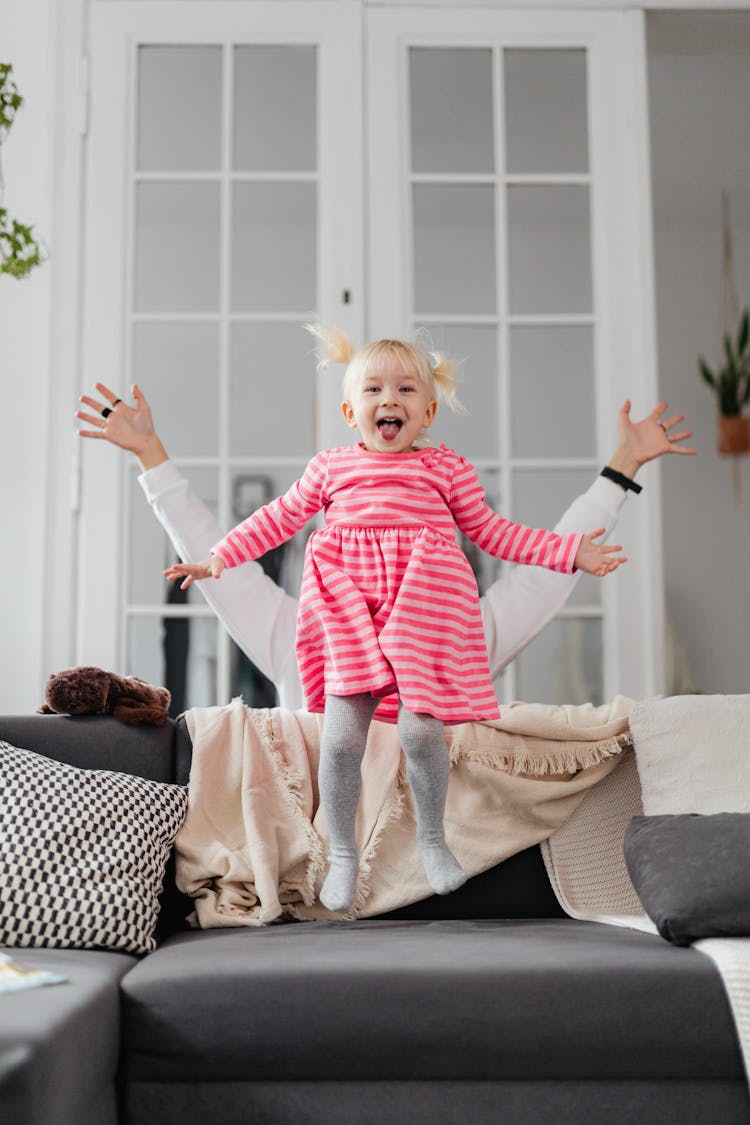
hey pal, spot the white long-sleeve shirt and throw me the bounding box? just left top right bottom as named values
left=139, top=461, right=628, bottom=711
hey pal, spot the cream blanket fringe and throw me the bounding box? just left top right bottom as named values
left=175, top=696, right=632, bottom=925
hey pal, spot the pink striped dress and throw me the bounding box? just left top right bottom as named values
left=211, top=444, right=583, bottom=725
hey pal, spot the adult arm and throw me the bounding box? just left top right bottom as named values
left=140, top=461, right=303, bottom=708
left=479, top=401, right=696, bottom=679
left=77, top=383, right=304, bottom=709
left=77, top=387, right=694, bottom=696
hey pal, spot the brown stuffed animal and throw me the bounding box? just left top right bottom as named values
left=38, top=665, right=171, bottom=725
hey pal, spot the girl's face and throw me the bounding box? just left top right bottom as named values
left=341, top=363, right=437, bottom=453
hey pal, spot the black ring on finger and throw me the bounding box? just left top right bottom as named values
left=101, top=407, right=112, bottom=418
left=112, top=398, right=122, bottom=406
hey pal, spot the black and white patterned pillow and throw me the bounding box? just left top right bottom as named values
left=0, top=739, right=188, bottom=954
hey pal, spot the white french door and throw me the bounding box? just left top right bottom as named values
left=77, top=2, right=663, bottom=709
left=78, top=1, right=363, bottom=710
left=367, top=7, right=663, bottom=704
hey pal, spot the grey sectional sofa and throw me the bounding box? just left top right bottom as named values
left=1, top=713, right=748, bottom=1125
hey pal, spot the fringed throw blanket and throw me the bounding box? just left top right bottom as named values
left=175, top=696, right=632, bottom=925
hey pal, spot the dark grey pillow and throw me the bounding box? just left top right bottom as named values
left=624, top=813, right=750, bottom=946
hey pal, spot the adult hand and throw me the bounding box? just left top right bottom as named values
left=76, top=383, right=168, bottom=470
left=610, top=400, right=697, bottom=479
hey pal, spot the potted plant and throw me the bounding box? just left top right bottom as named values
left=698, top=307, right=750, bottom=455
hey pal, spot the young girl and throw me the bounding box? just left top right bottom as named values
left=164, top=327, right=626, bottom=912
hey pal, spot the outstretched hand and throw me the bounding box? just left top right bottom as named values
left=616, top=400, right=697, bottom=470
left=573, top=529, right=627, bottom=578
left=163, top=556, right=226, bottom=590
left=76, top=382, right=156, bottom=455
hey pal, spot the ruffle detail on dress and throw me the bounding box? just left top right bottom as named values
left=419, top=443, right=451, bottom=469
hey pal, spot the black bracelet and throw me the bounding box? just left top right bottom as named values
left=600, top=465, right=642, bottom=494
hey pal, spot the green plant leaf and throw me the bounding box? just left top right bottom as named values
left=699, top=310, right=750, bottom=414
left=0, top=89, right=46, bottom=280
left=723, top=332, right=736, bottom=373
left=738, top=308, right=750, bottom=357
left=0, top=209, right=45, bottom=279
left=698, top=357, right=716, bottom=388
left=0, top=62, right=22, bottom=130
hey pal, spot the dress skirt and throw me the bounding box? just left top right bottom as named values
left=295, top=524, right=502, bottom=725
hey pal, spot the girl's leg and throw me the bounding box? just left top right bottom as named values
left=397, top=702, right=467, bottom=896
left=318, top=692, right=379, bottom=912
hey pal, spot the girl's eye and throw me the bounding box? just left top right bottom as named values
left=365, top=385, right=380, bottom=393
left=400, top=385, right=415, bottom=393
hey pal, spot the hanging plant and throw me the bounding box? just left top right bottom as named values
left=698, top=310, right=750, bottom=456
left=0, top=209, right=43, bottom=277
left=697, top=195, right=750, bottom=458
left=0, top=63, right=46, bottom=279
left=698, top=308, right=750, bottom=417
left=0, top=63, right=23, bottom=134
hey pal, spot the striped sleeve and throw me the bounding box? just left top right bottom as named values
left=448, top=456, right=583, bottom=574
left=211, top=451, right=328, bottom=568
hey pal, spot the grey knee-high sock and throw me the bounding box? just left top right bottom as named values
left=318, top=693, right=379, bottom=912
left=397, top=702, right=467, bottom=896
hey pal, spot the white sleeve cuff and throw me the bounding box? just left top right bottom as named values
left=137, top=458, right=184, bottom=502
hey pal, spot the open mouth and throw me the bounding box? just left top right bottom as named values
left=377, top=417, right=403, bottom=441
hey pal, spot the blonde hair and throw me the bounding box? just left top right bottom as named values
left=305, top=324, right=463, bottom=414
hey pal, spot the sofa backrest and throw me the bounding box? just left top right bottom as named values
left=0, top=713, right=181, bottom=781
left=0, top=713, right=566, bottom=926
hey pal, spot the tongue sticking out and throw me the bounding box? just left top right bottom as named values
left=378, top=420, right=402, bottom=442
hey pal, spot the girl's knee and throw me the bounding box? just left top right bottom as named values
left=397, top=709, right=445, bottom=759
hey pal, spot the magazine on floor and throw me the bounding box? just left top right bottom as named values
left=0, top=952, right=68, bottom=994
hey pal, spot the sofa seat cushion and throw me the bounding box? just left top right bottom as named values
left=121, top=919, right=743, bottom=1083
left=0, top=946, right=136, bottom=1125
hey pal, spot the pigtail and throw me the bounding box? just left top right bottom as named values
left=430, top=350, right=465, bottom=414
left=305, top=323, right=357, bottom=369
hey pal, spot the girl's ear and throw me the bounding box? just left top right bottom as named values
left=341, top=400, right=357, bottom=428
left=422, top=399, right=438, bottom=429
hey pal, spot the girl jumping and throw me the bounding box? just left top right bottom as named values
left=164, top=327, right=626, bottom=912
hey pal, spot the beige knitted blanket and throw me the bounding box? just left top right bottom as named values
left=175, top=696, right=632, bottom=925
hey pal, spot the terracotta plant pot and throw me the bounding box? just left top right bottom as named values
left=718, top=414, right=750, bottom=455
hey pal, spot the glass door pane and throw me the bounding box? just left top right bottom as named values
left=413, top=184, right=496, bottom=316
left=127, top=36, right=320, bottom=706
left=233, top=45, right=317, bottom=172
left=504, top=48, right=589, bottom=174
left=515, top=618, right=603, bottom=706
left=403, top=33, right=600, bottom=704
left=230, top=323, right=315, bottom=458
left=137, top=45, right=222, bottom=172
left=509, top=326, right=595, bottom=458
left=134, top=182, right=221, bottom=313
left=418, top=322, right=499, bottom=459
left=132, top=323, right=220, bottom=457
left=231, top=181, right=317, bottom=313
left=507, top=184, right=592, bottom=315
left=410, top=47, right=494, bottom=174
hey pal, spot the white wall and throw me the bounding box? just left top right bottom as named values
left=648, top=11, right=750, bottom=693
left=0, top=0, right=58, bottom=711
